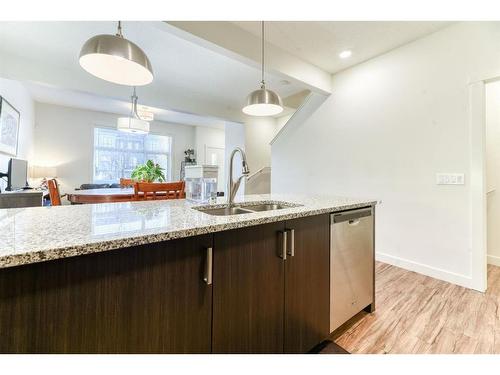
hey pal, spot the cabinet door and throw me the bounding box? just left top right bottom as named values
left=284, top=214, right=330, bottom=353
left=0, top=234, right=213, bottom=353
left=212, top=222, right=285, bottom=353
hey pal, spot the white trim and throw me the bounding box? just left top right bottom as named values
left=469, top=70, right=500, bottom=85
left=376, top=251, right=474, bottom=290
left=162, top=21, right=333, bottom=95
left=203, top=144, right=225, bottom=192
left=247, top=166, right=271, bottom=181
left=487, top=254, right=500, bottom=266
left=203, top=144, right=225, bottom=165
left=270, top=91, right=329, bottom=146
left=270, top=92, right=312, bottom=145
left=469, top=81, right=488, bottom=292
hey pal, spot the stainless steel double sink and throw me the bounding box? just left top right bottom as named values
left=193, top=202, right=301, bottom=216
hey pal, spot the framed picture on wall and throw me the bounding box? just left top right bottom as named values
left=0, top=95, right=20, bottom=156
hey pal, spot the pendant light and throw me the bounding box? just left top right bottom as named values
left=242, top=21, right=283, bottom=117
left=117, top=87, right=150, bottom=134
left=79, top=21, right=154, bottom=86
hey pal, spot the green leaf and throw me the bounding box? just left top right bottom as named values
left=130, top=159, right=166, bottom=183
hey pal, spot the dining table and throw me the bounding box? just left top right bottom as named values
left=66, top=185, right=187, bottom=205
left=66, top=188, right=138, bottom=204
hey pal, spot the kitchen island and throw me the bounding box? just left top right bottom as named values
left=0, top=194, right=376, bottom=353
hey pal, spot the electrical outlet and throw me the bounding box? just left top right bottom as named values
left=436, top=173, right=465, bottom=185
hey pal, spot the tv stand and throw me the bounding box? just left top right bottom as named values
left=0, top=190, right=44, bottom=209
left=0, top=171, right=7, bottom=193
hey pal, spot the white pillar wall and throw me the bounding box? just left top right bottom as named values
left=243, top=116, right=277, bottom=194
left=243, top=117, right=277, bottom=175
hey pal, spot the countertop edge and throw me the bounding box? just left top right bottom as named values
left=0, top=200, right=377, bottom=269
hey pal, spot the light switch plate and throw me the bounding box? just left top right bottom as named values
left=436, top=173, right=465, bottom=185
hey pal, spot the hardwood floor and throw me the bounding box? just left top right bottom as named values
left=331, top=262, right=500, bottom=354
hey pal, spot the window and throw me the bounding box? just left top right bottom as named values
left=93, top=127, right=172, bottom=184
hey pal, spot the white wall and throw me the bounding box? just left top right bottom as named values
left=244, top=117, right=276, bottom=173
left=274, top=113, right=293, bottom=138
left=272, top=22, right=500, bottom=289
left=194, top=126, right=225, bottom=162
left=486, top=81, right=500, bottom=266
left=244, top=116, right=277, bottom=194
left=194, top=126, right=225, bottom=192
left=0, top=77, right=35, bottom=191
left=224, top=121, right=245, bottom=197
left=34, top=102, right=196, bottom=192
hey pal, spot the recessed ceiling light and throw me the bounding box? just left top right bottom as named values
left=339, top=50, right=352, bottom=59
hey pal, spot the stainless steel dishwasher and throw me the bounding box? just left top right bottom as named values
left=330, top=207, right=374, bottom=332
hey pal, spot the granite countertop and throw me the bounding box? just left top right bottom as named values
left=0, top=194, right=376, bottom=269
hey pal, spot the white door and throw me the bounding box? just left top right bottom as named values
left=205, top=146, right=225, bottom=193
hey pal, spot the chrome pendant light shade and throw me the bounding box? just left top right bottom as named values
left=242, top=21, right=283, bottom=117
left=243, top=85, right=283, bottom=116
left=79, top=21, right=153, bottom=86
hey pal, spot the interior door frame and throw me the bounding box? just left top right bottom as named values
left=204, top=145, right=225, bottom=193
left=469, top=71, right=500, bottom=292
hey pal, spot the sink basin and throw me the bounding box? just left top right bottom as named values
left=196, top=206, right=254, bottom=216
left=243, top=203, right=288, bottom=212
left=194, top=201, right=302, bottom=216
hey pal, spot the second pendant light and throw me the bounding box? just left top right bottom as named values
left=117, top=87, right=150, bottom=134
left=242, top=21, right=283, bottom=117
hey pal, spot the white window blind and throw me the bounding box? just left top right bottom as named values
left=93, top=127, right=172, bottom=184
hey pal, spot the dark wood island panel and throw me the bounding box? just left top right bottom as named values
left=0, top=210, right=364, bottom=353
left=212, top=221, right=286, bottom=353
left=0, top=234, right=213, bottom=353
left=284, top=214, right=330, bottom=353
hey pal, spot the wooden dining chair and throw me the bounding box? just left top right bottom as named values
left=47, top=179, right=62, bottom=206
left=120, top=178, right=135, bottom=188
left=134, top=181, right=185, bottom=201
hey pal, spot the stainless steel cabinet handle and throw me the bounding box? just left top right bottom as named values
left=203, top=247, right=213, bottom=285
left=286, top=228, right=295, bottom=257
left=348, top=219, right=361, bottom=226
left=278, top=230, right=287, bottom=260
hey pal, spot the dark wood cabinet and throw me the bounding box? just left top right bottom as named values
left=284, top=214, right=330, bottom=353
left=211, top=214, right=331, bottom=354
left=0, top=213, right=335, bottom=354
left=212, top=222, right=286, bottom=353
left=0, top=234, right=213, bottom=353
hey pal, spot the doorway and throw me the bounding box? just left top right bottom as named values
left=204, top=145, right=225, bottom=193
left=485, top=81, right=500, bottom=268
left=470, top=75, right=500, bottom=293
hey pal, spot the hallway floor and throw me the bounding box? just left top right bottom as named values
left=331, top=262, right=500, bottom=354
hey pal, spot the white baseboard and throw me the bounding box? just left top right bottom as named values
left=376, top=251, right=474, bottom=290
left=487, top=254, right=500, bottom=266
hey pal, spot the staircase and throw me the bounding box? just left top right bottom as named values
left=245, top=166, right=271, bottom=194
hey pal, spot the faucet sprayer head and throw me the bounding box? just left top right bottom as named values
left=242, top=160, right=250, bottom=175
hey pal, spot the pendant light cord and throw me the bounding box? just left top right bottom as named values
left=131, top=87, right=140, bottom=119
left=261, top=21, right=265, bottom=88
left=116, top=21, right=123, bottom=37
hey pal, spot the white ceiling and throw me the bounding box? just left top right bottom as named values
left=23, top=82, right=230, bottom=129
left=232, top=21, right=453, bottom=73
left=0, top=21, right=454, bottom=124
left=0, top=21, right=304, bottom=123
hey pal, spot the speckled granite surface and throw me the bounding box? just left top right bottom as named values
left=0, top=194, right=376, bottom=269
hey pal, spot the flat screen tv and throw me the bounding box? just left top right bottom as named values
left=7, top=158, right=28, bottom=191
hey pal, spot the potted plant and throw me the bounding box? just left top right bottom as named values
left=131, top=160, right=166, bottom=183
